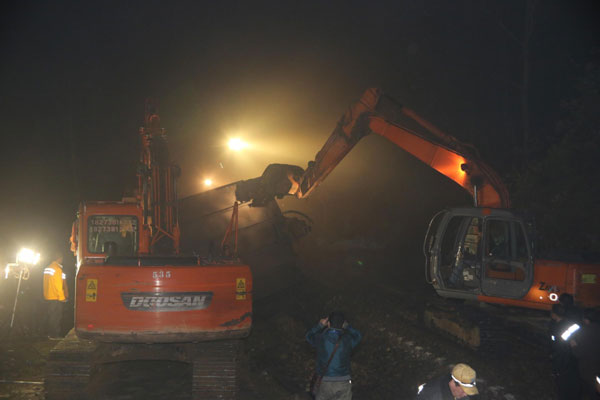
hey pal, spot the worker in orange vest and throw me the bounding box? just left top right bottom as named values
left=43, top=252, right=69, bottom=339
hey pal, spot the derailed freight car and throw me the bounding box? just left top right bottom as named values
left=179, top=182, right=310, bottom=299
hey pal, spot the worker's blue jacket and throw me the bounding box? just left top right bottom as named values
left=306, top=323, right=362, bottom=378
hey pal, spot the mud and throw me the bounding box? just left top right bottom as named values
left=0, top=247, right=557, bottom=399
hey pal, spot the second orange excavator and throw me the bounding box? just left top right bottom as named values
left=236, top=88, right=600, bottom=312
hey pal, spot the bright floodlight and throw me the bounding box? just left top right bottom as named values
left=228, top=138, right=248, bottom=151
left=16, top=248, right=40, bottom=265
left=204, top=178, right=213, bottom=187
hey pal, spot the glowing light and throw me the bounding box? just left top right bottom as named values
left=228, top=138, right=248, bottom=151
left=16, top=248, right=40, bottom=265
left=204, top=178, right=213, bottom=187
left=4, top=265, right=9, bottom=279
left=549, top=293, right=559, bottom=302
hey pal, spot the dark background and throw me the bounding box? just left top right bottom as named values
left=1, top=0, right=599, bottom=268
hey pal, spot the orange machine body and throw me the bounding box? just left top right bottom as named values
left=75, top=262, right=252, bottom=343
left=69, top=101, right=252, bottom=344
left=72, top=201, right=252, bottom=343
left=478, top=259, right=600, bottom=310
left=72, top=199, right=252, bottom=344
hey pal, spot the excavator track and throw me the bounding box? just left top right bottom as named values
left=44, top=329, right=242, bottom=399
left=44, top=329, right=96, bottom=400
left=423, top=298, right=549, bottom=357
left=191, top=340, right=241, bottom=399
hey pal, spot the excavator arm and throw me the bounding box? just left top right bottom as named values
left=236, top=88, right=509, bottom=208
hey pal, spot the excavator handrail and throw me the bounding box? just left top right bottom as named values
left=423, top=209, right=447, bottom=285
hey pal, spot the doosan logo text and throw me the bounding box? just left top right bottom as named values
left=130, top=295, right=209, bottom=308
left=121, top=292, right=213, bottom=312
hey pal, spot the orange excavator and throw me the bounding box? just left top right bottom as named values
left=236, top=88, right=600, bottom=311
left=45, top=101, right=252, bottom=400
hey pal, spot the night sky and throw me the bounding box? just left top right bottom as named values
left=0, top=0, right=598, bottom=265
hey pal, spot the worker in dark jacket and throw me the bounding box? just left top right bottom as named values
left=570, top=309, right=600, bottom=399
left=306, top=311, right=362, bottom=400
left=559, top=293, right=583, bottom=322
left=415, top=363, right=479, bottom=399
left=550, top=303, right=582, bottom=399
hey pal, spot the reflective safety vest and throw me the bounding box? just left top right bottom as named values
left=551, top=323, right=581, bottom=342
left=43, top=261, right=66, bottom=301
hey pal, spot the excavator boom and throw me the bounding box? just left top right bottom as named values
left=236, top=88, right=509, bottom=208
left=138, top=99, right=181, bottom=254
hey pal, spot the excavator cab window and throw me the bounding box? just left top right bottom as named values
left=87, top=215, right=138, bottom=256
left=514, top=223, right=530, bottom=262
left=486, top=220, right=510, bottom=261
left=481, top=218, right=533, bottom=299
left=484, top=219, right=526, bottom=281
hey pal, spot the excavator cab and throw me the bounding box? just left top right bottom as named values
left=424, top=208, right=534, bottom=301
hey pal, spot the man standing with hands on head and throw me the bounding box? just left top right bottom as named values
left=306, top=311, right=362, bottom=400
left=43, top=252, right=69, bottom=339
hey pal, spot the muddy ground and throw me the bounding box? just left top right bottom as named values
left=0, top=246, right=557, bottom=400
